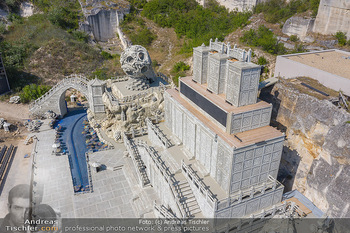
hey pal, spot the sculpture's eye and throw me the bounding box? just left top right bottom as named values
left=127, top=56, right=133, bottom=63
left=138, top=52, right=144, bottom=60
left=126, top=71, right=134, bottom=75
left=141, top=66, right=148, bottom=73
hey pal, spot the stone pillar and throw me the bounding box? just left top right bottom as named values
left=193, top=44, right=211, bottom=84
left=207, top=52, right=229, bottom=94
left=70, top=94, right=76, bottom=102
left=88, top=79, right=106, bottom=117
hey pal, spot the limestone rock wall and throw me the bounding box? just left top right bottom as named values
left=282, top=16, right=315, bottom=40
left=198, top=0, right=267, bottom=12
left=101, top=87, right=164, bottom=140
left=260, top=81, right=350, bottom=217
left=313, top=0, right=350, bottom=38
left=79, top=0, right=130, bottom=42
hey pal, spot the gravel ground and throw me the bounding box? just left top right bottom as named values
left=287, top=50, right=350, bottom=80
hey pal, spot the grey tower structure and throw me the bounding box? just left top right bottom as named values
left=0, top=53, right=11, bottom=95
left=88, top=78, right=106, bottom=115
left=164, top=39, right=285, bottom=218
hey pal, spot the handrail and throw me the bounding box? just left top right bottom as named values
left=134, top=140, right=187, bottom=218
left=29, top=74, right=89, bottom=110
left=85, top=152, right=94, bottom=193
left=154, top=201, right=181, bottom=220
left=145, top=118, right=172, bottom=148
left=214, top=201, right=290, bottom=232
left=123, top=133, right=149, bottom=188
left=181, top=160, right=217, bottom=208
left=216, top=175, right=282, bottom=211
left=110, top=76, right=129, bottom=82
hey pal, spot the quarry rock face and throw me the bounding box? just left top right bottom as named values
left=198, top=0, right=267, bottom=12
left=313, top=0, right=350, bottom=38
left=260, top=81, right=350, bottom=217
left=282, top=16, right=315, bottom=42
left=79, top=0, right=130, bottom=42
left=19, top=1, right=34, bottom=18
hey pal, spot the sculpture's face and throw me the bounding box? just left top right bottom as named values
left=120, top=45, right=152, bottom=77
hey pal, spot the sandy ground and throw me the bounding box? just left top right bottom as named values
left=0, top=102, right=30, bottom=121
left=0, top=102, right=33, bottom=217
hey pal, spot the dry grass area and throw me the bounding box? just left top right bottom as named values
left=284, top=77, right=339, bottom=100
left=143, top=18, right=192, bottom=77
left=27, top=39, right=103, bottom=85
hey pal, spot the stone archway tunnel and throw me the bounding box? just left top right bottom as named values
left=29, top=75, right=90, bottom=117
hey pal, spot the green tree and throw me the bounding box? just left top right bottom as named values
left=172, top=61, right=190, bottom=73
left=5, top=0, right=21, bottom=13
left=290, top=35, right=299, bottom=42
left=335, top=31, right=347, bottom=46
left=19, top=84, right=51, bottom=103
left=240, top=26, right=286, bottom=55
left=71, top=30, right=89, bottom=43
left=48, top=6, right=79, bottom=30
left=257, top=56, right=268, bottom=65
left=141, top=0, right=251, bottom=52
left=129, top=27, right=156, bottom=47
left=171, top=61, right=190, bottom=86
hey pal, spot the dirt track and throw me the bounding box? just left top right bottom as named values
left=0, top=102, right=30, bottom=121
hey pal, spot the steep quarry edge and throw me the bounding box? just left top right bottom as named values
left=260, top=80, right=350, bottom=218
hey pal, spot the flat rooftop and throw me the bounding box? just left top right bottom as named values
left=286, top=50, right=350, bottom=80
left=181, top=76, right=271, bottom=114
left=167, top=88, right=283, bottom=148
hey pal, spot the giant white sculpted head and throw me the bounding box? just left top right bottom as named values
left=120, top=45, right=153, bottom=78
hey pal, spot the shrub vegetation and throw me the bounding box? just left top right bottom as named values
left=289, top=35, right=299, bottom=42
left=19, top=84, right=51, bottom=103
left=171, top=61, right=190, bottom=85
left=254, top=0, right=320, bottom=23
left=0, top=12, right=101, bottom=90
left=240, top=25, right=286, bottom=55
left=257, top=56, right=268, bottom=65
left=141, top=0, right=251, bottom=53
left=122, top=13, right=157, bottom=48
left=334, top=31, right=348, bottom=46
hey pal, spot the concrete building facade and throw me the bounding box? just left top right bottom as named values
left=274, top=49, right=350, bottom=96
left=164, top=40, right=285, bottom=218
